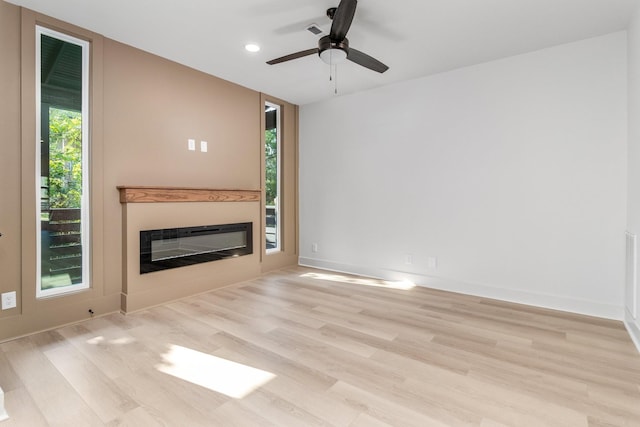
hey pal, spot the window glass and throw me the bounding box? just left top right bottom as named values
left=36, top=26, right=90, bottom=297
left=265, top=102, right=281, bottom=252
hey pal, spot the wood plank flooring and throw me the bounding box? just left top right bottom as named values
left=1, top=266, right=640, bottom=426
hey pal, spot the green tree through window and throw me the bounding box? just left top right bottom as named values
left=48, top=107, right=83, bottom=209
left=265, top=128, right=277, bottom=206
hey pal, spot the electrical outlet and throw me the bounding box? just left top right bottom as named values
left=312, top=243, right=318, bottom=253
left=404, top=254, right=413, bottom=265
left=1, top=291, right=16, bottom=310
left=428, top=256, right=438, bottom=269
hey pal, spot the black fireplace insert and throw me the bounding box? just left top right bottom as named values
left=140, top=222, right=252, bottom=274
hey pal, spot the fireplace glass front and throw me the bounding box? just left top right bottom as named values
left=140, top=222, right=252, bottom=274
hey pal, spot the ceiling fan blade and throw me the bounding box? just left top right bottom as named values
left=330, top=0, right=357, bottom=41
left=347, top=48, right=389, bottom=73
left=266, top=48, right=318, bottom=65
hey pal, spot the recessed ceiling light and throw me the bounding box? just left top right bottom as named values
left=245, top=44, right=260, bottom=53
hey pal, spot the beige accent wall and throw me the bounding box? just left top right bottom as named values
left=0, top=1, right=22, bottom=324
left=0, top=2, right=298, bottom=342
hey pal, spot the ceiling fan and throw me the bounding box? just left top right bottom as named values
left=266, top=0, right=389, bottom=73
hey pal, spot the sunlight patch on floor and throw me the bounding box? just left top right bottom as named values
left=86, top=336, right=136, bottom=345
left=156, top=344, right=276, bottom=398
left=0, top=385, right=8, bottom=422
left=301, top=272, right=416, bottom=290
left=86, top=336, right=104, bottom=345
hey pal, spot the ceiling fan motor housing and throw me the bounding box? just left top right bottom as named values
left=318, top=35, right=349, bottom=64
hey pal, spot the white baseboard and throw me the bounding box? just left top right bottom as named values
left=0, top=386, right=8, bottom=422
left=624, top=310, right=640, bottom=354
left=299, top=257, right=623, bottom=320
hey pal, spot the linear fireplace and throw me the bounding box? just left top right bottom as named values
left=140, top=222, right=252, bottom=274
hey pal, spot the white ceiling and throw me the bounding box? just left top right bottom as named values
left=5, top=0, right=638, bottom=105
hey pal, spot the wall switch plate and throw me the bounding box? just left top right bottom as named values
left=405, top=254, right=413, bottom=265
left=188, top=139, right=196, bottom=151
left=201, top=141, right=208, bottom=152
left=1, top=291, right=16, bottom=310
left=312, top=243, right=318, bottom=253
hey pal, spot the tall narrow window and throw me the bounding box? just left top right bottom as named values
left=265, top=102, right=281, bottom=252
left=36, top=26, right=90, bottom=297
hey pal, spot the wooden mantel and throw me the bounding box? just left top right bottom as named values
left=117, top=186, right=261, bottom=203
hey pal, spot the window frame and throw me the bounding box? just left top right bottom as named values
left=265, top=101, right=282, bottom=254
left=35, top=25, right=91, bottom=298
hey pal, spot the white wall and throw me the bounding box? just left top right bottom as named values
left=627, top=7, right=640, bottom=349
left=300, top=32, right=627, bottom=319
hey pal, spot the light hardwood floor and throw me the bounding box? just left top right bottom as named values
left=1, top=266, right=640, bottom=426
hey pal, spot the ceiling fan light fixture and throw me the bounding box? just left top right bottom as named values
left=320, top=48, right=347, bottom=65
left=318, top=35, right=348, bottom=65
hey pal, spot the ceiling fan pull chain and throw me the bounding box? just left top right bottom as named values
left=329, top=49, right=333, bottom=81
left=335, top=65, right=338, bottom=95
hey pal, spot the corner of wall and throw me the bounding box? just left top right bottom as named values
left=624, top=311, right=640, bottom=354
left=627, top=2, right=640, bottom=356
